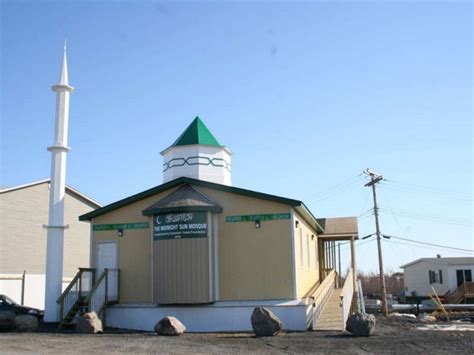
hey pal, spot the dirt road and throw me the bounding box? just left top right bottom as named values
left=1, top=316, right=473, bottom=353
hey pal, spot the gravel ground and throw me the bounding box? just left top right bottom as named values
left=1, top=316, right=473, bottom=354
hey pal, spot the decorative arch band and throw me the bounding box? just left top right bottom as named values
left=163, top=156, right=231, bottom=173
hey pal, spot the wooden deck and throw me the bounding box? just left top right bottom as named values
left=315, top=288, right=343, bottom=331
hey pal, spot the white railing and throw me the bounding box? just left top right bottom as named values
left=57, top=268, right=95, bottom=324
left=85, top=269, right=108, bottom=317
left=106, top=269, right=119, bottom=302
left=312, top=269, right=337, bottom=329
left=358, top=279, right=365, bottom=314
left=340, top=269, right=354, bottom=331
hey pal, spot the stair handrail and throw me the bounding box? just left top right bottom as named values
left=83, top=269, right=108, bottom=306
left=56, top=268, right=96, bottom=324
left=312, top=268, right=337, bottom=328
left=340, top=268, right=354, bottom=331
left=449, top=284, right=463, bottom=304
left=84, top=269, right=109, bottom=326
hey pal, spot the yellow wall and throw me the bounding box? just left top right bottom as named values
left=292, top=210, right=320, bottom=298
left=196, top=186, right=294, bottom=301
left=90, top=183, right=318, bottom=303
left=91, top=187, right=179, bottom=303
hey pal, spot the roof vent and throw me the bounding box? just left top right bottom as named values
left=437, top=254, right=441, bottom=258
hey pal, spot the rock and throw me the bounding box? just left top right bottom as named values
left=76, top=312, right=103, bottom=334
left=251, top=307, right=282, bottom=337
left=14, top=315, right=38, bottom=332
left=0, top=311, right=16, bottom=332
left=346, top=313, right=376, bottom=337
left=154, top=316, right=186, bottom=336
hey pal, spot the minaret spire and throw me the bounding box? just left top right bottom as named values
left=44, top=44, right=74, bottom=322
left=59, top=39, right=69, bottom=85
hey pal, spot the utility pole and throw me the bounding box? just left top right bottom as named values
left=338, top=242, right=342, bottom=287
left=363, top=168, right=389, bottom=316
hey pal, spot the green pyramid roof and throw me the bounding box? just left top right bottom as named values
left=171, top=117, right=221, bottom=147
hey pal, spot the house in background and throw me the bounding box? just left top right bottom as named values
left=401, top=256, right=474, bottom=303
left=0, top=179, right=100, bottom=309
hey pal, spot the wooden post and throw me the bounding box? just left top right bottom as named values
left=21, top=270, right=26, bottom=305
left=78, top=269, right=82, bottom=298
left=104, top=269, right=108, bottom=327
left=338, top=243, right=342, bottom=287
left=350, top=236, right=356, bottom=293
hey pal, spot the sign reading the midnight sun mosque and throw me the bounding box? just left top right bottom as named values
left=153, top=212, right=208, bottom=240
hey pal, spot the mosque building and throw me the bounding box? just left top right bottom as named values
left=74, top=117, right=359, bottom=332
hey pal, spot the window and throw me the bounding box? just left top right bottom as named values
left=299, top=229, right=304, bottom=267
left=315, top=239, right=318, bottom=269
left=306, top=233, right=311, bottom=268
left=429, top=270, right=443, bottom=284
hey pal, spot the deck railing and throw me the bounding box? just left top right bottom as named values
left=57, top=268, right=95, bottom=324
left=340, top=268, right=354, bottom=331
left=312, top=269, right=337, bottom=329
left=84, top=269, right=108, bottom=322
left=448, top=282, right=474, bottom=304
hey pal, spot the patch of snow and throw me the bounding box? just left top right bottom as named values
left=417, top=324, right=474, bottom=332
left=389, top=312, right=417, bottom=319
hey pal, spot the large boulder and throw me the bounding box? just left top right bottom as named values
left=154, top=316, right=186, bottom=336
left=76, top=312, right=103, bottom=334
left=251, top=307, right=282, bottom=337
left=14, top=315, right=38, bottom=332
left=346, top=312, right=376, bottom=336
left=0, top=311, right=16, bottom=332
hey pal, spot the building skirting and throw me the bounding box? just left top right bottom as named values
left=107, top=300, right=312, bottom=332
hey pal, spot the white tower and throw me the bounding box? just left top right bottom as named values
left=44, top=44, right=74, bottom=322
left=161, top=117, right=232, bottom=185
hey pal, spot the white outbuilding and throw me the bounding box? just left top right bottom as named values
left=401, top=256, right=474, bottom=303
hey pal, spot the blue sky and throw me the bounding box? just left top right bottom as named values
left=1, top=0, right=472, bottom=272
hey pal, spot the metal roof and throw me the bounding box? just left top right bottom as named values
left=0, top=179, right=101, bottom=208
left=142, top=184, right=223, bottom=215
left=78, top=176, right=327, bottom=233
left=170, top=116, right=221, bottom=148
left=400, top=257, right=474, bottom=268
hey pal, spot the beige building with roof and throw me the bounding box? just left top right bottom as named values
left=60, top=117, right=360, bottom=332
left=0, top=179, right=100, bottom=309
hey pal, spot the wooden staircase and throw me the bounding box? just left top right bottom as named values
left=315, top=288, right=343, bottom=330
left=57, top=268, right=119, bottom=329
left=60, top=296, right=88, bottom=328
left=447, top=282, right=474, bottom=304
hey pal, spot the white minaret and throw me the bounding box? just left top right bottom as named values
left=44, top=43, right=74, bottom=322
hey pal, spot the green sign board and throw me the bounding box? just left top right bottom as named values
left=153, top=212, right=208, bottom=240
left=225, top=213, right=291, bottom=223
left=93, top=222, right=149, bottom=231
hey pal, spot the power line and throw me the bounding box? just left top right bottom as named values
left=382, top=234, right=474, bottom=253
left=378, top=207, right=472, bottom=223
left=305, top=175, right=364, bottom=201
left=384, top=179, right=472, bottom=198
left=378, top=208, right=472, bottom=227
left=379, top=183, right=472, bottom=203
left=384, top=239, right=474, bottom=256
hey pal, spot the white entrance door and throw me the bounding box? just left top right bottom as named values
left=97, top=242, right=118, bottom=301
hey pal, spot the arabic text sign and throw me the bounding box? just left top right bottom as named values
left=153, top=212, right=208, bottom=240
